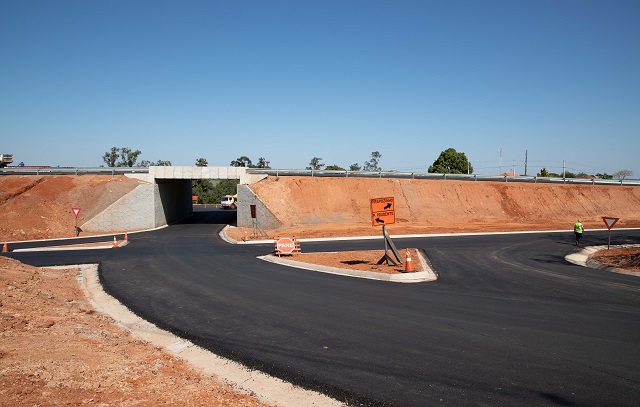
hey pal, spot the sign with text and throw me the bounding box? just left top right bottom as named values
left=602, top=216, right=620, bottom=230
left=371, top=197, right=395, bottom=226
left=276, top=238, right=296, bottom=254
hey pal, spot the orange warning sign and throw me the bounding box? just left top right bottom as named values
left=371, top=197, right=395, bottom=226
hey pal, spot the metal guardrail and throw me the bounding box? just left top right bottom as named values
left=246, top=169, right=640, bottom=186
left=2, top=166, right=638, bottom=186
left=0, top=167, right=150, bottom=176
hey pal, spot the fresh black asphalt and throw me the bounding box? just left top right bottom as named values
left=5, top=208, right=640, bottom=407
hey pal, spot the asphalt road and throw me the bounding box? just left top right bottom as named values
left=5, top=208, right=640, bottom=407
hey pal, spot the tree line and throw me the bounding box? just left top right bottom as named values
left=101, top=146, right=634, bottom=183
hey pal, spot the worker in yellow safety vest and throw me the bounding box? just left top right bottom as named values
left=573, top=220, right=585, bottom=246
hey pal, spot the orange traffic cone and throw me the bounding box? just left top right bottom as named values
left=124, top=232, right=128, bottom=242
left=404, top=248, right=415, bottom=272
left=113, top=236, right=118, bottom=248
left=2, top=243, right=8, bottom=253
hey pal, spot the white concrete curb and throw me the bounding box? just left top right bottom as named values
left=227, top=227, right=640, bottom=245
left=565, top=244, right=640, bottom=277
left=259, top=249, right=438, bottom=283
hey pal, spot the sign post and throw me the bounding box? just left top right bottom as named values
left=370, top=197, right=402, bottom=266
left=249, top=204, right=268, bottom=239
left=71, top=207, right=81, bottom=237
left=601, top=216, right=620, bottom=249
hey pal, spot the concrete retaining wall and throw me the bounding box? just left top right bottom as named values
left=81, top=179, right=192, bottom=232
left=81, top=183, right=160, bottom=232
left=237, top=184, right=282, bottom=230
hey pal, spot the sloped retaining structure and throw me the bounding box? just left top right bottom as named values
left=237, top=184, right=282, bottom=230
left=81, top=180, right=192, bottom=232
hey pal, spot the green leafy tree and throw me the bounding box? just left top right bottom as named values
left=306, top=157, right=325, bottom=170
left=256, top=157, right=270, bottom=168
left=325, top=164, right=345, bottom=171
left=210, top=179, right=240, bottom=204
left=102, top=147, right=142, bottom=167
left=102, top=147, right=119, bottom=167
left=230, top=156, right=253, bottom=167
left=537, top=168, right=550, bottom=177
left=349, top=163, right=361, bottom=171
left=363, top=151, right=382, bottom=172
left=139, top=159, right=171, bottom=167
left=595, top=172, right=613, bottom=179
left=428, top=148, right=472, bottom=174
left=192, top=158, right=214, bottom=204
left=119, top=147, right=142, bottom=167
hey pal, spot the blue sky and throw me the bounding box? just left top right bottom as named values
left=1, top=0, right=639, bottom=177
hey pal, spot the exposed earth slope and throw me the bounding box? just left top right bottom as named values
left=248, top=176, right=640, bottom=238
left=0, top=175, right=142, bottom=241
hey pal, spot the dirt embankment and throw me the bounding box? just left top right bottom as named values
left=249, top=176, right=640, bottom=238
left=0, top=175, right=143, bottom=241
left=0, top=256, right=270, bottom=407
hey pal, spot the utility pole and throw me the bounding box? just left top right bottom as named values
left=524, top=150, right=528, bottom=176
left=512, top=160, right=516, bottom=175
left=563, top=160, right=566, bottom=179
left=499, top=148, right=502, bottom=175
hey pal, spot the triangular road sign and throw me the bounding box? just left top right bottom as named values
left=72, top=208, right=81, bottom=217
left=601, top=216, right=619, bottom=230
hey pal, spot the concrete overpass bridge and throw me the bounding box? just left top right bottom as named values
left=82, top=166, right=268, bottom=233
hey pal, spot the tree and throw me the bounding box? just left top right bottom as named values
left=325, top=164, right=345, bottom=171
left=192, top=158, right=213, bottom=204
left=139, top=160, right=171, bottom=167
left=595, top=173, right=613, bottom=180
left=613, top=169, right=633, bottom=180
left=306, top=157, right=325, bottom=170
left=363, top=151, right=382, bottom=172
left=210, top=179, right=239, bottom=204
left=230, top=156, right=253, bottom=167
left=349, top=163, right=361, bottom=171
left=102, top=147, right=119, bottom=167
left=537, top=168, right=550, bottom=177
left=428, top=148, right=472, bottom=174
left=102, top=147, right=142, bottom=167
left=119, top=147, right=142, bottom=167
left=256, top=157, right=270, bottom=168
